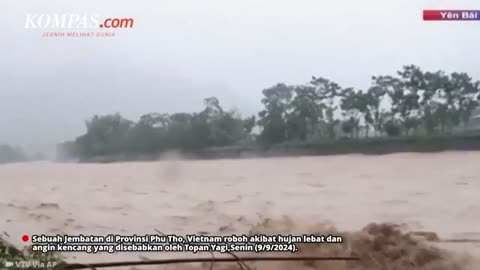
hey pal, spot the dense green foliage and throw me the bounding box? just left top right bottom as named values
left=58, top=65, right=480, bottom=160
left=0, top=238, right=65, bottom=270
left=58, top=97, right=256, bottom=160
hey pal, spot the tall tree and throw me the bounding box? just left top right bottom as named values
left=366, top=81, right=388, bottom=136
left=257, top=83, right=293, bottom=144
left=310, top=77, right=341, bottom=139
left=449, top=72, right=480, bottom=127
left=287, top=85, right=323, bottom=141
left=340, top=88, right=362, bottom=138
left=396, top=65, right=423, bottom=135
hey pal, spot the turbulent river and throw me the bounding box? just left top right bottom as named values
left=1, top=151, right=479, bottom=269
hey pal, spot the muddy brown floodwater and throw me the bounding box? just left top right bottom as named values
left=1, top=151, right=479, bottom=269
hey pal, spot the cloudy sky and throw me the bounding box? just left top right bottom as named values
left=0, top=0, right=479, bottom=152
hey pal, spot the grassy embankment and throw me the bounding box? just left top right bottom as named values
left=73, top=134, right=480, bottom=162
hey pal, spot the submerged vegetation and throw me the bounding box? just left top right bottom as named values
left=57, top=65, right=480, bottom=160
left=0, top=238, right=65, bottom=270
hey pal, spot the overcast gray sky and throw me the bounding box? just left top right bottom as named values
left=0, top=0, right=479, bottom=153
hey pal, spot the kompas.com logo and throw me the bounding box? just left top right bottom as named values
left=24, top=13, right=134, bottom=38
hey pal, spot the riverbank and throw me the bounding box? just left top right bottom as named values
left=67, top=135, right=480, bottom=163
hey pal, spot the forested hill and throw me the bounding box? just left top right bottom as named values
left=57, top=65, right=480, bottom=161
left=0, top=144, right=27, bottom=164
